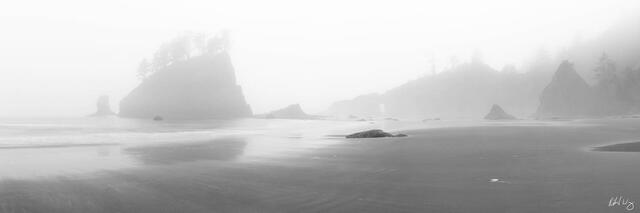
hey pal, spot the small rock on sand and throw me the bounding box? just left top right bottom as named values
left=346, top=129, right=407, bottom=138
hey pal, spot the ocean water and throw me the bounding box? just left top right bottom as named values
left=0, top=116, right=571, bottom=179
left=0, top=117, right=346, bottom=178
left=0, top=117, right=361, bottom=147
left=0, top=116, right=567, bottom=148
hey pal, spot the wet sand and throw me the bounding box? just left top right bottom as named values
left=594, top=141, right=640, bottom=152
left=2, top=119, right=640, bottom=212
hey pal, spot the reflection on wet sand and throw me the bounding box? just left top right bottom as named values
left=0, top=145, right=130, bottom=179
left=124, top=138, right=247, bottom=165
left=0, top=133, right=338, bottom=179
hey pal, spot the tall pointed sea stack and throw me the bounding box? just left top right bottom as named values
left=484, top=104, right=516, bottom=120
left=119, top=52, right=252, bottom=119
left=92, top=95, right=116, bottom=116
left=536, top=61, right=593, bottom=117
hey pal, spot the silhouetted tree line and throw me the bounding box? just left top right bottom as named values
left=137, top=31, right=231, bottom=80
left=593, top=52, right=640, bottom=109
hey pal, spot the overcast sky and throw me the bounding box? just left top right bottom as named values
left=0, top=0, right=638, bottom=117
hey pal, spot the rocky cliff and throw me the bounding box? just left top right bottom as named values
left=119, top=52, right=252, bottom=119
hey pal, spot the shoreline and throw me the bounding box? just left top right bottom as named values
left=0, top=118, right=639, bottom=212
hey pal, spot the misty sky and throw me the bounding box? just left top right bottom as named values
left=1, top=0, right=638, bottom=117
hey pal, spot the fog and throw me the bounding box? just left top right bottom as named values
left=0, top=0, right=638, bottom=117
left=4, top=2, right=640, bottom=211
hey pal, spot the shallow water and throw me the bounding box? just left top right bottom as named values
left=0, top=117, right=367, bottom=178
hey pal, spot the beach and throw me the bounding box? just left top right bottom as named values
left=1, top=118, right=640, bottom=212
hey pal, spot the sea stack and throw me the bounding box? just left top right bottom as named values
left=484, top=104, right=516, bottom=120
left=536, top=61, right=593, bottom=117
left=119, top=52, right=252, bottom=119
left=264, top=104, right=311, bottom=119
left=92, top=95, right=116, bottom=116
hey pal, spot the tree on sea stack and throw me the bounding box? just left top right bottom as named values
left=594, top=53, right=618, bottom=87
left=120, top=30, right=252, bottom=120
left=138, top=31, right=232, bottom=81
left=151, top=43, right=171, bottom=74
left=137, top=59, right=151, bottom=80
left=593, top=52, right=623, bottom=101
left=206, top=30, right=230, bottom=54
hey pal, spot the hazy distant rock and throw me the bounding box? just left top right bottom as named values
left=153, top=115, right=163, bottom=121
left=346, top=129, right=406, bottom=138
left=324, top=94, right=383, bottom=118
left=325, top=61, right=551, bottom=119
left=92, top=95, right=115, bottom=116
left=119, top=52, right=252, bottom=119
left=484, top=104, right=516, bottom=120
left=536, top=61, right=593, bottom=117
left=263, top=104, right=312, bottom=119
